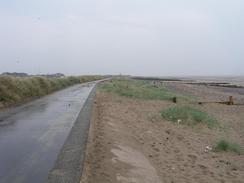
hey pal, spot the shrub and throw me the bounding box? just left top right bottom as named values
left=160, top=105, right=217, bottom=127
left=214, top=139, right=243, bottom=155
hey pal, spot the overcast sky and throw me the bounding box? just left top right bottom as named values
left=0, top=0, right=243, bottom=76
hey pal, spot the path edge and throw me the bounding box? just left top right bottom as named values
left=46, top=85, right=97, bottom=183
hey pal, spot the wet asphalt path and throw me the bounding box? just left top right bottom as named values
left=0, top=82, right=96, bottom=183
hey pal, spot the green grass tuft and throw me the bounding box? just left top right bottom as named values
left=214, top=139, right=243, bottom=155
left=160, top=105, right=217, bottom=127
left=100, top=79, right=176, bottom=101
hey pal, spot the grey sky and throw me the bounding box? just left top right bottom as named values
left=0, top=0, right=243, bottom=76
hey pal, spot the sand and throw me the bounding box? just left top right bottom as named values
left=81, top=82, right=244, bottom=183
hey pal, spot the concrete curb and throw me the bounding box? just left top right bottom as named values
left=46, top=85, right=97, bottom=183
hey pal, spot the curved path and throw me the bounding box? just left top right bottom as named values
left=0, top=82, right=96, bottom=183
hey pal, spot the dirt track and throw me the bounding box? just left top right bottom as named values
left=81, top=82, right=244, bottom=183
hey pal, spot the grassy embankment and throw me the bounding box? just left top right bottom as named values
left=0, top=75, right=103, bottom=108
left=100, top=79, right=243, bottom=154
left=101, top=79, right=216, bottom=127
left=100, top=79, right=175, bottom=100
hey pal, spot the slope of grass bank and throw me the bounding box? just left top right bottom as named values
left=0, top=75, right=103, bottom=108
left=100, top=79, right=176, bottom=101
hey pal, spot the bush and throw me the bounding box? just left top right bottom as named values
left=160, top=105, right=217, bottom=127
left=214, top=139, right=243, bottom=155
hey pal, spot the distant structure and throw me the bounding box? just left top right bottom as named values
left=1, top=72, right=65, bottom=78
left=37, top=73, right=65, bottom=78
left=1, top=72, right=29, bottom=77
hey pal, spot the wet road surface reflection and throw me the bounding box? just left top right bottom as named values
left=0, top=82, right=96, bottom=183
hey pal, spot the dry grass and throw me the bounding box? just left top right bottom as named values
left=0, top=75, right=103, bottom=107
